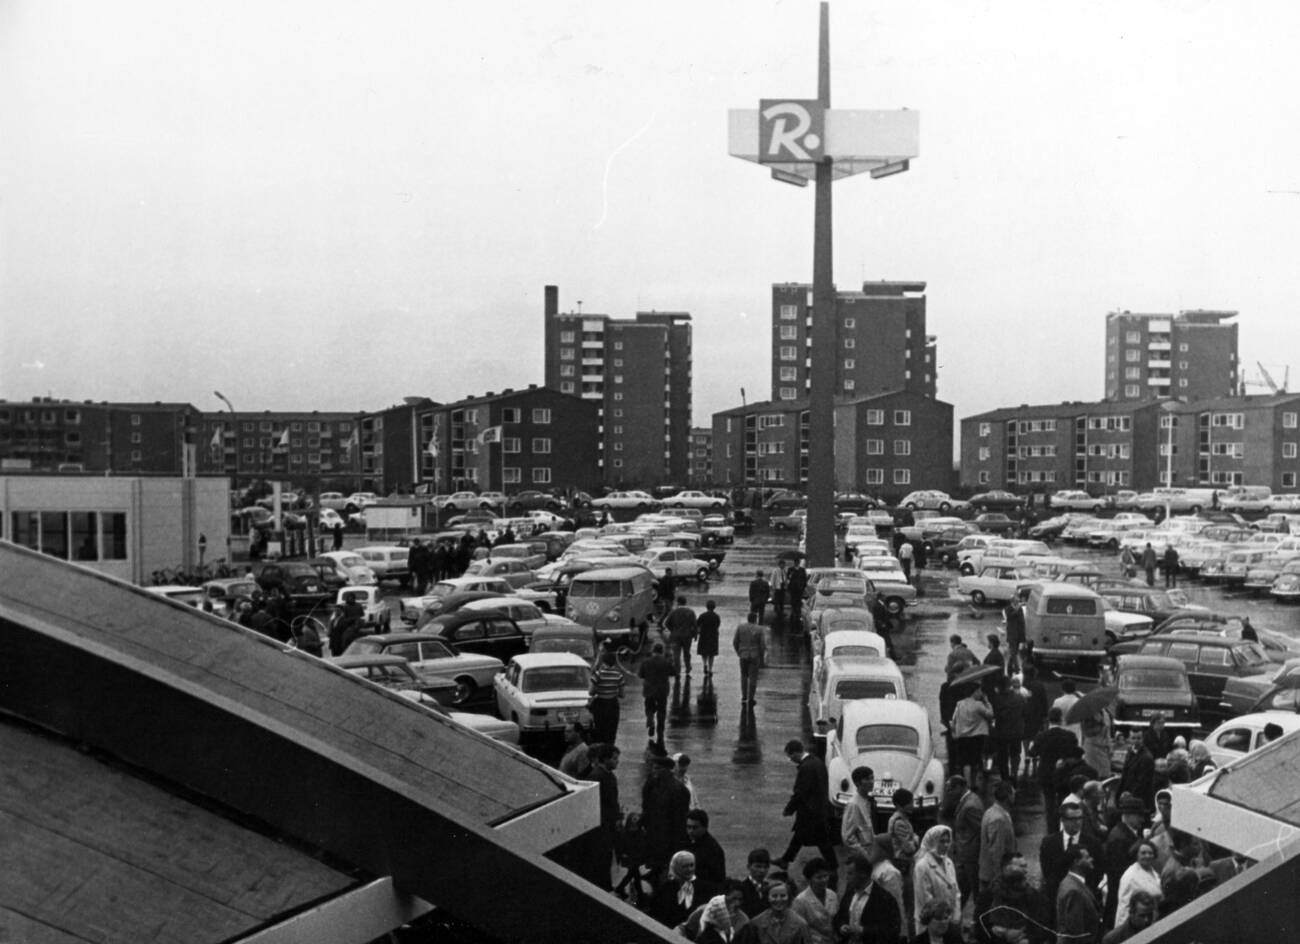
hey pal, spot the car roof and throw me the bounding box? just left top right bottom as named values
left=1029, top=581, right=1102, bottom=597
left=333, top=654, right=408, bottom=668
left=509, top=653, right=591, bottom=669
left=840, top=697, right=926, bottom=724
left=570, top=565, right=654, bottom=580
left=1116, top=654, right=1189, bottom=670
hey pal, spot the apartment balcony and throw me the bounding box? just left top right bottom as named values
left=1147, top=359, right=1172, bottom=370
left=1147, top=377, right=1172, bottom=387
left=1147, top=340, right=1171, bottom=352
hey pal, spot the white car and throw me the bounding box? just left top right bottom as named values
left=333, top=586, right=392, bottom=631
left=957, top=564, right=1037, bottom=606
left=340, top=632, right=504, bottom=704
left=318, top=491, right=348, bottom=512
left=346, top=492, right=378, bottom=512
left=591, top=490, right=662, bottom=512
left=640, top=546, right=713, bottom=582
left=898, top=490, right=970, bottom=514
left=317, top=507, right=346, bottom=530
left=663, top=490, right=727, bottom=511
left=441, top=491, right=487, bottom=512
left=855, top=557, right=917, bottom=608
left=316, top=551, right=378, bottom=586
left=809, top=651, right=905, bottom=739
left=1050, top=490, right=1112, bottom=513
left=827, top=699, right=945, bottom=824
left=355, top=545, right=412, bottom=586
left=401, top=575, right=517, bottom=623
left=494, top=653, right=594, bottom=733
left=1204, top=712, right=1300, bottom=768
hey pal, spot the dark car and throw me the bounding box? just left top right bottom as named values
left=1112, top=654, right=1200, bottom=737
left=1093, top=584, right=1202, bottom=627
left=927, top=528, right=981, bottom=567
left=422, top=611, right=529, bottom=662
left=250, top=561, right=332, bottom=613
left=834, top=492, right=878, bottom=514
left=1027, top=514, right=1075, bottom=542
left=444, top=510, right=502, bottom=529
left=1110, top=611, right=1300, bottom=664
left=973, top=513, right=1019, bottom=535
left=1218, top=658, right=1300, bottom=718
left=504, top=490, right=567, bottom=515
left=969, top=490, right=1024, bottom=512
left=1133, top=632, right=1272, bottom=726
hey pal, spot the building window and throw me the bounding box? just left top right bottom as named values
left=979, top=447, right=990, bottom=461
left=1125, top=350, right=1140, bottom=362
left=1179, top=379, right=1189, bottom=388
left=779, top=325, right=798, bottom=340
left=532, top=438, right=552, bottom=453
left=1126, top=331, right=1141, bottom=343
left=501, top=408, right=521, bottom=423
left=866, top=439, right=884, bottom=455
left=844, top=317, right=855, bottom=328
left=1284, top=412, right=1298, bottom=429
left=978, top=470, right=990, bottom=484
left=893, top=410, right=911, bottom=426
left=894, top=439, right=911, bottom=456
left=130, top=450, right=142, bottom=462
left=780, top=367, right=798, bottom=381
left=131, top=414, right=142, bottom=426
left=560, top=331, right=575, bottom=343
left=613, top=392, right=624, bottom=401
left=560, top=365, right=575, bottom=377
left=1179, top=342, right=1189, bottom=352
left=978, top=422, right=991, bottom=437
left=865, top=468, right=884, bottom=485
left=1124, top=384, right=1140, bottom=397
left=779, top=304, right=798, bottom=320
left=560, top=382, right=575, bottom=394
left=532, top=467, right=552, bottom=484
left=532, top=409, right=552, bottom=424
left=844, top=379, right=856, bottom=391
left=1125, top=367, right=1141, bottom=380
left=1284, top=443, right=1298, bottom=459
left=866, top=410, right=884, bottom=426
left=560, top=348, right=574, bottom=360
left=613, top=341, right=623, bottom=351
left=613, top=358, right=623, bottom=367
left=502, top=437, right=521, bottom=454
left=844, top=359, right=855, bottom=369
left=779, top=387, right=797, bottom=400
left=1284, top=472, right=1297, bottom=488
left=780, top=346, right=798, bottom=361
left=893, top=468, right=911, bottom=485
left=503, top=467, right=521, bottom=484
left=844, top=338, right=855, bottom=349
left=130, top=432, right=141, bottom=444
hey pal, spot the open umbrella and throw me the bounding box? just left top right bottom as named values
left=1065, top=687, right=1118, bottom=725
left=776, top=549, right=807, bottom=565
left=949, top=664, right=1003, bottom=689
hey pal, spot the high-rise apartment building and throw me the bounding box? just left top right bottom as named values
left=1104, top=310, right=1238, bottom=402
left=543, top=285, right=692, bottom=487
left=770, top=281, right=937, bottom=403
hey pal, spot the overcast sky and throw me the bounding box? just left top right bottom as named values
left=3, top=1, right=1299, bottom=425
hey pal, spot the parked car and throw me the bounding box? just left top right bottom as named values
left=422, top=611, right=530, bottom=663
left=146, top=585, right=205, bottom=608
left=968, top=490, right=1024, bottom=512
left=462, top=557, right=539, bottom=589
left=345, top=492, right=377, bottom=513
left=1049, top=490, right=1111, bottom=513
left=528, top=618, right=599, bottom=661
left=590, top=490, right=661, bottom=512
left=316, top=508, right=347, bottom=531
left=316, top=551, right=379, bottom=586
left=834, top=492, right=879, bottom=514
left=1111, top=654, right=1200, bottom=738
left=1130, top=633, right=1273, bottom=725
left=318, top=491, right=348, bottom=512
left=456, top=596, right=550, bottom=635
left=250, top=561, right=332, bottom=613
left=199, top=577, right=259, bottom=617
left=438, top=491, right=485, bottom=512
left=826, top=699, right=944, bottom=828
left=1093, top=583, right=1206, bottom=626
left=700, top=514, right=736, bottom=545
left=1270, top=559, right=1300, bottom=600
left=1111, top=612, right=1300, bottom=664
left=406, top=576, right=518, bottom=624
left=501, top=490, right=566, bottom=515
left=494, top=653, right=594, bottom=734
left=853, top=557, right=917, bottom=613
left=639, top=546, right=714, bottom=582
left=661, top=490, right=726, bottom=511
left=354, top=545, right=412, bottom=586
left=1218, top=658, right=1300, bottom=719
left=332, top=586, right=392, bottom=632
left=957, top=564, right=1038, bottom=606
left=342, top=632, right=504, bottom=704
left=1204, top=711, right=1300, bottom=767
left=809, top=650, right=905, bottom=739
left=972, top=513, right=1018, bottom=535
left=488, top=542, right=549, bottom=570
left=764, top=490, right=807, bottom=513
left=898, top=490, right=970, bottom=514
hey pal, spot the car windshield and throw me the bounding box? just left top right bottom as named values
left=1160, top=589, right=1191, bottom=607
left=522, top=666, right=591, bottom=692
left=1045, top=597, right=1097, bottom=615
left=835, top=680, right=897, bottom=699
left=1118, top=669, right=1189, bottom=692
left=853, top=724, right=919, bottom=754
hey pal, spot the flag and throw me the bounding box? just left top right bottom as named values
left=209, top=425, right=222, bottom=450
left=343, top=426, right=359, bottom=458
left=426, top=437, right=439, bottom=458
left=476, top=425, right=503, bottom=445
left=277, top=428, right=290, bottom=449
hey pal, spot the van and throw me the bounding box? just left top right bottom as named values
left=1024, top=582, right=1108, bottom=676
left=565, top=565, right=657, bottom=639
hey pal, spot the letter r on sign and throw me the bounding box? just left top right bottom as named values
left=759, top=99, right=824, bottom=164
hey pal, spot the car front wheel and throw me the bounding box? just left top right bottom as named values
left=885, top=596, right=905, bottom=615
left=971, top=590, right=986, bottom=606
left=451, top=677, right=477, bottom=705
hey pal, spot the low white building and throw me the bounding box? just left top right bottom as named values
left=0, top=474, right=230, bottom=584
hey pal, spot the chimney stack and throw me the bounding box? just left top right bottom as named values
left=544, top=285, right=558, bottom=320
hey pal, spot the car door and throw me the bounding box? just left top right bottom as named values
left=495, top=661, right=521, bottom=716
left=1194, top=644, right=1237, bottom=719
left=485, top=617, right=527, bottom=660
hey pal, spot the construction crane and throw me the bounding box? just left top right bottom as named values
left=1241, top=362, right=1291, bottom=395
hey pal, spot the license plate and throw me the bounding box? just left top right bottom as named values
left=558, top=709, right=579, bottom=723
left=1061, top=633, right=1081, bottom=646
left=871, top=780, right=899, bottom=798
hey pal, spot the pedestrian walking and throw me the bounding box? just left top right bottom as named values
left=1141, top=543, right=1158, bottom=587
left=588, top=743, right=621, bottom=890
left=1162, top=545, right=1179, bottom=589
left=1002, top=595, right=1026, bottom=674
left=951, top=774, right=985, bottom=915
left=642, top=754, right=692, bottom=880
left=749, top=570, right=772, bottom=625
left=839, top=766, right=878, bottom=855
left=638, top=641, right=674, bottom=748
left=951, top=687, right=994, bottom=784
left=656, top=568, right=677, bottom=618
left=911, top=825, right=961, bottom=934
left=772, top=739, right=837, bottom=878
left=898, top=539, right=915, bottom=583
left=733, top=611, right=767, bottom=706
left=588, top=648, right=625, bottom=745
left=1119, top=545, right=1137, bottom=579
left=1030, top=707, right=1080, bottom=834
left=664, top=595, right=698, bottom=676
left=978, top=780, right=1017, bottom=895
left=786, top=563, right=809, bottom=630
left=696, top=600, right=721, bottom=676
left=771, top=561, right=790, bottom=624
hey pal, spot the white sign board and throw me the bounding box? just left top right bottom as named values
left=729, top=108, right=919, bottom=182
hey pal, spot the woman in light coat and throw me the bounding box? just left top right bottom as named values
left=1115, top=839, right=1164, bottom=927
left=911, top=825, right=960, bottom=932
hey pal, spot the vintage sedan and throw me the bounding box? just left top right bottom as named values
left=771, top=508, right=809, bottom=531
left=957, top=564, right=1038, bottom=606
left=1217, top=658, right=1300, bottom=719
left=316, top=551, right=379, bottom=586
left=456, top=596, right=550, bottom=635
left=590, top=490, right=662, bottom=512
left=809, top=651, right=905, bottom=739
left=332, top=586, right=392, bottom=632
left=827, top=699, right=944, bottom=827
left=504, top=490, right=567, bottom=515
left=853, top=557, right=917, bottom=613
left=700, top=514, right=736, bottom=545
left=1270, top=559, right=1300, bottom=600
left=972, top=513, right=1018, bottom=535
left=354, top=545, right=411, bottom=586
left=764, top=490, right=808, bottom=513
left=968, top=490, right=1024, bottom=512
left=342, top=632, right=504, bottom=704
left=422, top=611, right=530, bottom=663
left=405, top=576, right=517, bottom=624
left=662, top=490, right=727, bottom=511
left=898, top=490, right=970, bottom=514
left=199, top=577, right=259, bottom=617
left=440, top=491, right=488, bottom=512
left=834, top=492, right=879, bottom=514
left=1111, top=654, right=1200, bottom=737
left=1204, top=712, right=1300, bottom=768
left=462, top=557, right=538, bottom=589
left=639, top=546, right=714, bottom=582
left=1050, top=490, right=1111, bottom=513
left=494, top=653, right=594, bottom=734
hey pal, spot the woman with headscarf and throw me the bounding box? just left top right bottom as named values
left=1188, top=740, right=1216, bottom=779
left=1116, top=839, right=1164, bottom=928
left=911, top=825, right=960, bottom=933
left=696, top=894, right=737, bottom=944
left=649, top=850, right=697, bottom=928
left=682, top=881, right=751, bottom=941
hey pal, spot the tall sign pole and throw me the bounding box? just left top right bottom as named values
left=807, top=5, right=836, bottom=566
left=728, top=2, right=919, bottom=567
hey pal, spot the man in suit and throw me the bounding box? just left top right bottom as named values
left=1102, top=793, right=1147, bottom=927
left=835, top=850, right=901, bottom=944
left=1039, top=801, right=1102, bottom=925
left=738, top=848, right=772, bottom=919
left=1055, top=844, right=1100, bottom=944
left=979, top=780, right=1017, bottom=895
left=684, top=809, right=727, bottom=900
left=1030, top=707, right=1078, bottom=834
left=951, top=771, right=985, bottom=911
left=773, top=739, right=837, bottom=877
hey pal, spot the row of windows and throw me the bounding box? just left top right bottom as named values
left=1083, top=443, right=1132, bottom=459
left=864, top=440, right=912, bottom=456
left=501, top=468, right=553, bottom=484
left=1210, top=412, right=1245, bottom=429
left=863, top=469, right=912, bottom=485
left=1086, top=416, right=1132, bottom=431
left=231, top=420, right=351, bottom=433
left=0, top=408, right=85, bottom=425
left=7, top=510, right=128, bottom=561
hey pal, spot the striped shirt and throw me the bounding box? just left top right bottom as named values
left=590, top=665, right=624, bottom=701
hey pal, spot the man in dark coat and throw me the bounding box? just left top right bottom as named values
left=641, top=754, right=692, bottom=880
left=835, top=851, right=900, bottom=943
left=748, top=569, right=772, bottom=624
left=1055, top=845, right=1101, bottom=944
left=1102, top=794, right=1148, bottom=927
left=786, top=563, right=809, bottom=629
left=1039, top=801, right=1102, bottom=925
left=638, top=641, right=675, bottom=748
left=1118, top=736, right=1155, bottom=811
left=773, top=739, right=836, bottom=875
left=684, top=809, right=727, bottom=899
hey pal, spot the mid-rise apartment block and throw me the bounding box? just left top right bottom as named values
left=770, top=281, right=937, bottom=403
left=688, top=427, right=713, bottom=487
left=1104, top=310, right=1238, bottom=402
left=712, top=390, right=952, bottom=497
left=961, top=393, right=1300, bottom=493
left=0, top=399, right=201, bottom=476
left=543, top=285, right=692, bottom=487
left=197, top=411, right=359, bottom=486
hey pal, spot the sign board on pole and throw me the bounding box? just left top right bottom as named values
left=759, top=99, right=825, bottom=164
